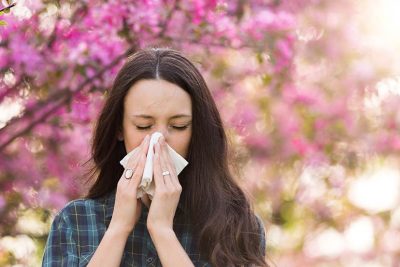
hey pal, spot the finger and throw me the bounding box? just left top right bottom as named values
left=157, top=141, right=174, bottom=189
left=140, top=134, right=150, bottom=155
left=123, top=135, right=149, bottom=185
left=126, top=150, right=138, bottom=168
left=126, top=134, right=149, bottom=168
left=126, top=152, right=146, bottom=191
left=153, top=142, right=165, bottom=189
left=159, top=138, right=179, bottom=187
left=159, top=137, right=176, bottom=176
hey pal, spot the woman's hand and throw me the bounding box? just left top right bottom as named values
left=108, top=134, right=150, bottom=236
left=147, top=136, right=182, bottom=232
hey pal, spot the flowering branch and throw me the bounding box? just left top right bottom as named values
left=0, top=46, right=136, bottom=151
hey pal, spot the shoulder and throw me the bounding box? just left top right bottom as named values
left=51, top=198, right=104, bottom=228
left=56, top=198, right=98, bottom=216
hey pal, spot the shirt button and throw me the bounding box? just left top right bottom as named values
left=146, top=257, right=154, bottom=263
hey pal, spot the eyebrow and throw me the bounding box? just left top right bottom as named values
left=132, top=114, right=192, bottom=119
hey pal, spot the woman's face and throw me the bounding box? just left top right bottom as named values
left=121, top=79, right=192, bottom=158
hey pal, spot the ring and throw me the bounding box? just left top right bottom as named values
left=162, top=170, right=170, bottom=176
left=125, top=168, right=134, bottom=179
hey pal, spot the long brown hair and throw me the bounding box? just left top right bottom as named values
left=86, top=48, right=267, bottom=266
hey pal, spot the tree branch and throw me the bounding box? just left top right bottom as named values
left=0, top=77, right=26, bottom=103
left=157, top=0, right=180, bottom=38
left=0, top=3, right=90, bottom=125
left=0, top=0, right=181, bottom=151
left=0, top=3, right=16, bottom=13
left=0, top=46, right=136, bottom=151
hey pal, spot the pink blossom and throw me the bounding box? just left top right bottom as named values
left=274, top=35, right=295, bottom=72
left=273, top=102, right=300, bottom=137
left=9, top=34, right=44, bottom=76
left=242, top=9, right=296, bottom=41
left=0, top=48, right=8, bottom=68
left=229, top=103, right=259, bottom=135
left=291, top=137, right=311, bottom=156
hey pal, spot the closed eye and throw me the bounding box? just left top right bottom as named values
left=136, top=126, right=151, bottom=130
left=172, top=125, right=189, bottom=130
left=136, top=125, right=190, bottom=131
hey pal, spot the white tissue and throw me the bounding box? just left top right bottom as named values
left=120, top=132, right=188, bottom=200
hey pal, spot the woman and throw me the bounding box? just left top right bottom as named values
left=42, top=48, right=267, bottom=267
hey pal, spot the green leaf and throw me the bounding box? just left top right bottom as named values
left=261, top=74, right=272, bottom=85
left=256, top=52, right=264, bottom=64
left=3, top=6, right=13, bottom=14
left=0, top=20, right=7, bottom=26
left=0, top=3, right=16, bottom=14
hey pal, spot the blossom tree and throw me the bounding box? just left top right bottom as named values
left=0, top=0, right=399, bottom=266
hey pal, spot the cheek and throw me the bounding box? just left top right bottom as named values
left=169, top=131, right=191, bottom=157
left=123, top=127, right=145, bottom=152
left=124, top=139, right=141, bottom=153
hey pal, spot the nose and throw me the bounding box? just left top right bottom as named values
left=152, top=125, right=169, bottom=142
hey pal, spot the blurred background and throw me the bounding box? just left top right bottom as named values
left=1, top=0, right=400, bottom=266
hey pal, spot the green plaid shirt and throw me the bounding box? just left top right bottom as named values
left=42, top=190, right=266, bottom=266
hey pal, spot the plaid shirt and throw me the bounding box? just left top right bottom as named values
left=42, top=190, right=266, bottom=266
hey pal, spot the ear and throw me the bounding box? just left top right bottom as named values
left=117, top=131, right=124, bottom=141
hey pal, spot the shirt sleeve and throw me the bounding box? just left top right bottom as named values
left=42, top=209, right=79, bottom=267
left=255, top=214, right=266, bottom=256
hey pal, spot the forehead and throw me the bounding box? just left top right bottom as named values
left=124, top=79, right=192, bottom=117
